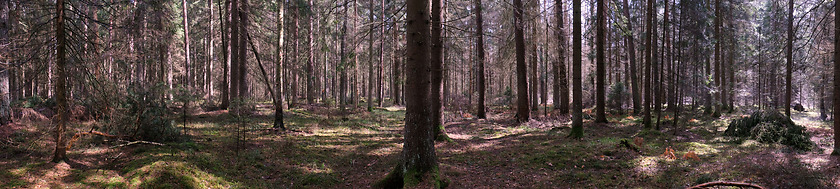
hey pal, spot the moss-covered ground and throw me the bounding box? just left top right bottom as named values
left=1, top=105, right=839, bottom=188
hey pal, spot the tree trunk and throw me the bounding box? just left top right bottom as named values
left=594, top=0, right=607, bottom=123
left=183, top=0, right=191, bottom=90
left=431, top=0, right=447, bottom=140
left=475, top=0, right=486, bottom=118
left=833, top=0, right=839, bottom=156
left=514, top=0, right=529, bottom=122
left=785, top=0, right=793, bottom=117
left=622, top=0, right=640, bottom=114
left=376, top=0, right=440, bottom=186
left=238, top=0, right=249, bottom=103
left=230, top=0, right=240, bottom=109
left=221, top=0, right=230, bottom=109
left=367, top=0, right=375, bottom=111
left=642, top=0, right=653, bottom=129
left=554, top=0, right=568, bottom=114
left=570, top=0, right=583, bottom=138
left=52, top=0, right=68, bottom=162
left=307, top=4, right=314, bottom=105
left=0, top=0, right=10, bottom=125
left=274, top=0, right=285, bottom=129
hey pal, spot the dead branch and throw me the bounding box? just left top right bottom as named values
left=109, top=140, right=165, bottom=149
left=619, top=139, right=641, bottom=153
left=687, top=181, right=765, bottom=189
left=67, top=130, right=124, bottom=150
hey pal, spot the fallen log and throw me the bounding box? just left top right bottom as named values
left=687, top=181, right=764, bottom=189
left=67, top=130, right=124, bottom=150
left=619, top=139, right=641, bottom=153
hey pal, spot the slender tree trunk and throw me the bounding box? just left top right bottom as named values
left=642, top=0, right=653, bottom=129
left=367, top=0, right=375, bottom=111
left=238, top=0, right=249, bottom=103
left=307, top=3, right=314, bottom=105
left=183, top=0, right=192, bottom=90
left=622, top=0, right=640, bottom=114
left=221, top=0, right=230, bottom=109
left=570, top=0, right=583, bottom=138
left=274, top=0, right=285, bottom=129
left=514, top=0, right=529, bottom=122
left=52, top=0, right=68, bottom=162
left=594, top=0, right=607, bottom=123
left=785, top=0, right=793, bottom=117
left=832, top=0, right=839, bottom=156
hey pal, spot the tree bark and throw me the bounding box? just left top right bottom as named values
left=0, top=0, right=10, bottom=125
left=554, top=0, right=568, bottom=114
left=570, top=0, right=583, bottom=138
left=785, top=0, right=793, bottom=117
left=642, top=0, right=653, bottom=129
left=376, top=0, right=440, bottom=186
left=514, top=0, right=529, bottom=122
left=621, top=0, right=640, bottom=114
left=594, top=0, right=607, bottom=123
left=833, top=0, right=839, bottom=156
left=431, top=0, right=447, bottom=140
left=274, top=0, right=285, bottom=129
left=52, top=0, right=68, bottom=162
left=475, top=0, right=486, bottom=119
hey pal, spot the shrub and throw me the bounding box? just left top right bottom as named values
left=724, top=110, right=813, bottom=151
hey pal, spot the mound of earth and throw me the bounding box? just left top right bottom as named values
left=724, top=110, right=813, bottom=151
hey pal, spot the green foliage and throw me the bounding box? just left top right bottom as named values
left=724, top=110, right=814, bottom=151
left=14, top=96, right=55, bottom=109
left=102, top=84, right=181, bottom=142
left=502, top=86, right=514, bottom=105
left=607, top=82, right=626, bottom=109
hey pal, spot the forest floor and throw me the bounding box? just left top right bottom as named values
left=2, top=104, right=840, bottom=188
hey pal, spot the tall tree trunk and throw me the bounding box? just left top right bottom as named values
left=622, top=0, right=640, bottom=114
left=238, top=0, right=249, bottom=103
left=367, top=0, right=375, bottom=111
left=832, top=0, right=839, bottom=156
left=475, top=0, right=486, bottom=118
left=431, top=0, right=447, bottom=140
left=570, top=0, right=583, bottom=138
left=594, top=0, right=607, bottom=123
left=52, top=0, right=68, bottom=162
left=554, top=0, right=568, bottom=114
left=274, top=0, right=285, bottom=129
left=221, top=0, right=230, bottom=109
left=514, top=0, right=529, bottom=122
left=230, top=0, right=240, bottom=109
left=642, top=0, right=652, bottom=129
left=376, top=0, right=439, bottom=186
left=785, top=0, right=793, bottom=117
left=340, top=2, right=348, bottom=115
left=0, top=0, right=10, bottom=125
left=307, top=3, right=314, bottom=105
left=183, top=0, right=192, bottom=90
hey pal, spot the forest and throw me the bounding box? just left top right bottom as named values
left=1, top=0, right=840, bottom=188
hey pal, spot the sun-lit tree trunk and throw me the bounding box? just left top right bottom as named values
left=274, top=0, right=285, bottom=129
left=307, top=3, right=314, bottom=105
left=594, top=0, right=607, bottom=123
left=475, top=0, right=486, bottom=118
left=0, top=0, right=10, bottom=125
left=570, top=0, right=583, bottom=138
left=376, top=0, right=439, bottom=186
left=514, top=0, right=529, bottom=122
left=207, top=0, right=214, bottom=101
left=554, top=0, right=568, bottom=114
left=52, top=0, right=68, bottom=162
left=183, top=0, right=192, bottom=90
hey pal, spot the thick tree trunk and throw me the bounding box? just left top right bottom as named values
left=376, top=0, right=440, bottom=186
left=475, top=0, right=486, bottom=119
left=514, top=0, right=529, bottom=122
left=221, top=0, right=230, bottom=109
left=53, top=0, right=68, bottom=162
left=570, top=0, right=583, bottom=138
left=238, top=0, right=249, bottom=103
left=431, top=0, right=447, bottom=140
left=274, top=0, right=285, bottom=129
left=554, top=0, right=568, bottom=114
left=230, top=0, right=240, bottom=109
left=594, top=0, right=607, bottom=123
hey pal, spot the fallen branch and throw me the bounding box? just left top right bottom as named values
left=67, top=130, right=124, bottom=150
left=687, top=181, right=765, bottom=189
left=109, top=140, right=165, bottom=149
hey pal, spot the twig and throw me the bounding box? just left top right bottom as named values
left=687, top=181, right=765, bottom=189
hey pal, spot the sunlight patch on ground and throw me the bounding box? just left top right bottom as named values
left=383, top=106, right=405, bottom=111
left=126, top=160, right=234, bottom=188
left=369, top=143, right=401, bottom=156
left=681, top=142, right=720, bottom=155
left=632, top=156, right=663, bottom=177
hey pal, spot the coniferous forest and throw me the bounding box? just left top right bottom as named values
left=3, top=0, right=840, bottom=188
